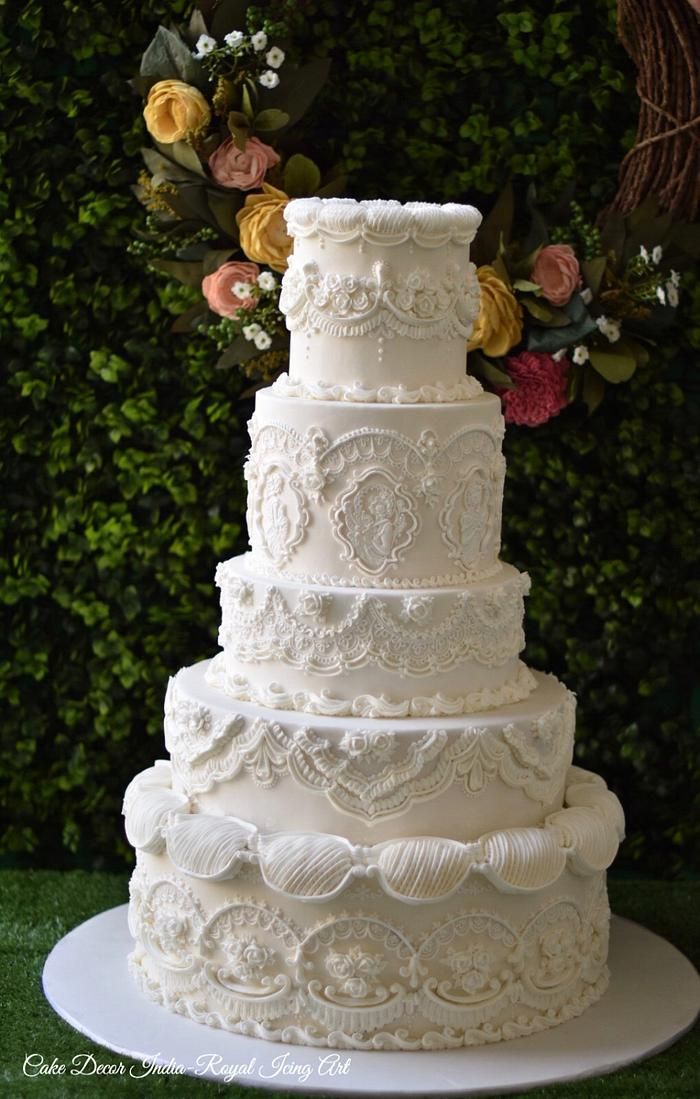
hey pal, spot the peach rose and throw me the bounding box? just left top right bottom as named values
left=468, top=266, right=523, bottom=358
left=209, top=136, right=280, bottom=190
left=143, top=79, right=211, bottom=144
left=236, top=183, right=292, bottom=272
left=531, top=244, right=582, bottom=307
left=202, top=260, right=260, bottom=318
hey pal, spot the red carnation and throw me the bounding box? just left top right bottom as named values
left=499, top=351, right=570, bottom=427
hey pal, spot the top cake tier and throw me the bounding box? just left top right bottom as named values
left=280, top=198, right=483, bottom=393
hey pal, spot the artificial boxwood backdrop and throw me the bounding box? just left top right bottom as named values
left=2, top=0, right=699, bottom=873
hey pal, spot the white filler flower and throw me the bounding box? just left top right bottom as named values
left=232, top=281, right=253, bottom=299
left=572, top=345, right=590, bottom=365
left=595, top=315, right=621, bottom=343
left=266, top=47, right=285, bottom=69
left=251, top=31, right=268, bottom=51
left=242, top=323, right=262, bottom=341
left=193, top=34, right=217, bottom=57
left=254, top=330, right=272, bottom=350
left=258, top=70, right=280, bottom=88
left=257, top=271, right=276, bottom=291
left=224, top=31, right=245, bottom=48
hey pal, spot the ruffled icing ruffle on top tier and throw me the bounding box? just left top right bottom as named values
left=284, top=198, right=483, bottom=248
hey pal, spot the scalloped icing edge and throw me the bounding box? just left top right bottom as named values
left=129, top=949, right=609, bottom=1051
left=123, top=762, right=625, bottom=900
left=205, top=655, right=538, bottom=718
left=269, top=372, right=484, bottom=404
left=284, top=198, right=482, bottom=249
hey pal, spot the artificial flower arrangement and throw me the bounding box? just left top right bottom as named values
left=467, top=185, right=696, bottom=425
left=131, top=7, right=696, bottom=424
left=131, top=1, right=334, bottom=379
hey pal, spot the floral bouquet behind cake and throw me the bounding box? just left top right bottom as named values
left=131, top=1, right=335, bottom=381
left=130, top=8, right=696, bottom=424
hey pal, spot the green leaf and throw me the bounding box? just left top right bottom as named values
left=241, top=81, right=256, bottom=121
left=469, top=352, right=514, bottom=388
left=166, top=141, right=206, bottom=177
left=527, top=292, right=597, bottom=353
left=171, top=301, right=211, bottom=332
left=512, top=278, right=541, bottom=293
left=582, top=365, right=605, bottom=411
left=491, top=253, right=511, bottom=288
left=188, top=8, right=209, bottom=42
left=472, top=182, right=514, bottom=267
left=316, top=174, right=348, bottom=198
left=261, top=59, right=331, bottom=128
left=284, top=154, right=322, bottom=198
left=581, top=256, right=607, bottom=298
left=149, top=259, right=204, bottom=288
left=206, top=189, right=242, bottom=241
left=216, top=336, right=263, bottom=369
left=201, top=249, right=235, bottom=276
left=566, top=361, right=583, bottom=401
left=144, top=146, right=203, bottom=185
left=227, top=111, right=250, bottom=151
left=140, top=26, right=208, bottom=93
left=521, top=296, right=570, bottom=326
left=589, top=347, right=637, bottom=383
left=254, top=108, right=290, bottom=133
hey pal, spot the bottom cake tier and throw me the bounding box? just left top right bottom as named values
left=125, top=764, right=623, bottom=1050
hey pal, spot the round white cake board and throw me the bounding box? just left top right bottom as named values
left=43, top=906, right=698, bottom=1096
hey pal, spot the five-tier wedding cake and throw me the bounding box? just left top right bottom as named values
left=124, top=198, right=624, bottom=1049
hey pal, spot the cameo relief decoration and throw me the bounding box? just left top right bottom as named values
left=246, top=416, right=505, bottom=579
left=244, top=420, right=327, bottom=569
left=330, top=469, right=419, bottom=575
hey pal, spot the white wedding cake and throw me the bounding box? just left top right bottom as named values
left=124, top=198, right=624, bottom=1049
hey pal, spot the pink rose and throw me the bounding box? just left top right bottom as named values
left=498, top=351, right=570, bottom=427
left=202, top=260, right=260, bottom=318
left=208, top=137, right=280, bottom=191
left=532, top=244, right=582, bottom=306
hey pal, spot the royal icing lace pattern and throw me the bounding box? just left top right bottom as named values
left=284, top=197, right=482, bottom=248
left=206, top=657, right=538, bottom=719
left=164, top=674, right=576, bottom=818
left=270, top=372, right=483, bottom=404
left=280, top=259, right=480, bottom=343
left=245, top=418, right=505, bottom=580
left=124, top=763, right=624, bottom=901
left=127, top=866, right=610, bottom=1049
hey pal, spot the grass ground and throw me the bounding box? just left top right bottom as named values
left=1, top=871, right=697, bottom=1098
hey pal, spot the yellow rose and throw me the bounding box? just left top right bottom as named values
left=468, top=265, right=523, bottom=357
left=236, top=183, right=292, bottom=273
left=143, top=80, right=211, bottom=144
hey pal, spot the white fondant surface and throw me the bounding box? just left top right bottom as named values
left=43, top=906, right=700, bottom=1094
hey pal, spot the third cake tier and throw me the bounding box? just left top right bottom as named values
left=170, top=660, right=572, bottom=843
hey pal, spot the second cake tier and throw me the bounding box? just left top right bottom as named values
left=245, top=387, right=506, bottom=587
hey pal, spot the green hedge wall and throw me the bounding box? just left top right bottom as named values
left=2, top=0, right=699, bottom=873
